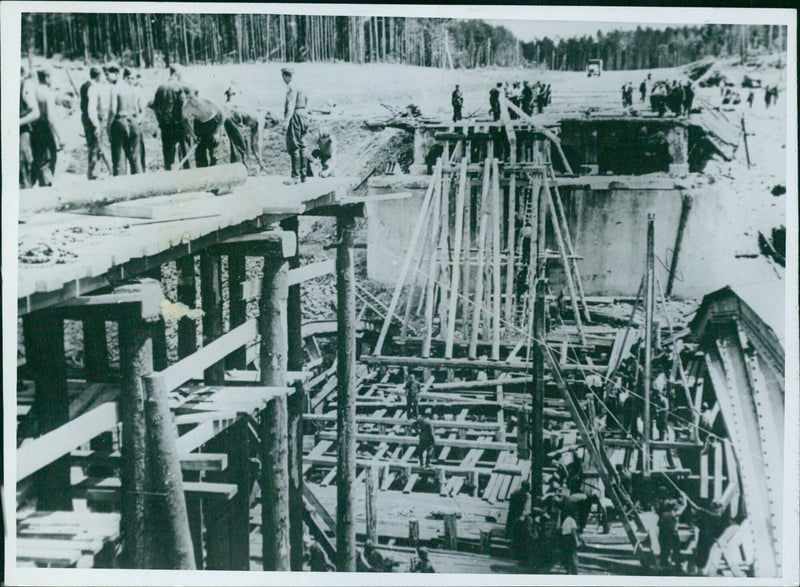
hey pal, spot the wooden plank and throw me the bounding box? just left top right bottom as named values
left=17, top=402, right=118, bottom=481
left=403, top=474, right=420, bottom=494
left=316, top=430, right=514, bottom=452
left=714, top=441, right=724, bottom=499
left=445, top=157, right=468, bottom=358
left=160, top=320, right=258, bottom=391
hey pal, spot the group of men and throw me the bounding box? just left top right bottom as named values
left=649, top=79, right=695, bottom=117
left=488, top=80, right=552, bottom=121
left=20, top=63, right=337, bottom=188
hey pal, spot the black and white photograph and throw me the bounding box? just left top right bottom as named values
left=2, top=3, right=797, bottom=585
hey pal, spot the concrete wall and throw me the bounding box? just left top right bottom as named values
left=366, top=175, right=775, bottom=299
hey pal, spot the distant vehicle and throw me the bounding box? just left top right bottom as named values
left=587, top=59, right=603, bottom=77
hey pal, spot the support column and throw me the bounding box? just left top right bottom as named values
left=281, top=215, right=305, bottom=571
left=336, top=211, right=357, bottom=571
left=143, top=269, right=168, bottom=372
left=118, top=305, right=154, bottom=568
left=226, top=254, right=247, bottom=369
left=82, top=314, right=109, bottom=381
left=259, top=257, right=290, bottom=571
left=176, top=255, right=198, bottom=359
left=531, top=290, right=545, bottom=499
left=643, top=214, right=655, bottom=478
left=200, top=251, right=224, bottom=384
left=25, top=311, right=72, bottom=510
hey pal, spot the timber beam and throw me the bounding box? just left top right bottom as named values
left=209, top=230, right=296, bottom=258
left=361, top=354, right=602, bottom=373
left=53, top=280, right=165, bottom=321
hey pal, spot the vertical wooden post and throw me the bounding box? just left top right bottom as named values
left=118, top=305, right=154, bottom=568
left=445, top=157, right=467, bottom=358
left=666, top=194, right=693, bottom=297
left=517, top=410, right=530, bottom=459
left=227, top=421, right=252, bottom=570
left=144, top=269, right=167, bottom=371
left=505, top=173, right=517, bottom=324
left=281, top=215, right=305, bottom=571
left=82, top=314, right=109, bottom=381
left=143, top=375, right=196, bottom=569
left=741, top=115, right=751, bottom=169
left=200, top=251, right=224, bottom=384
left=365, top=465, right=379, bottom=544
left=531, top=290, right=545, bottom=499
left=176, top=255, right=197, bottom=359
left=443, top=513, right=458, bottom=549
left=26, top=311, right=73, bottom=511
left=408, top=520, right=420, bottom=546
left=259, top=256, right=290, bottom=571
left=468, top=158, right=492, bottom=359
left=491, top=158, right=502, bottom=360
left=336, top=211, right=357, bottom=571
left=226, top=253, right=247, bottom=369
left=643, top=214, right=655, bottom=478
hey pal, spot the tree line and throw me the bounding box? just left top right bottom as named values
left=522, top=24, right=787, bottom=72
left=23, top=13, right=786, bottom=72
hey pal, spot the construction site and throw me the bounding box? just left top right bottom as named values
left=6, top=9, right=794, bottom=584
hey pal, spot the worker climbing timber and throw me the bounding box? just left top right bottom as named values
left=281, top=66, right=309, bottom=184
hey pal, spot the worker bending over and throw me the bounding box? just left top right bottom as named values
left=181, top=86, right=225, bottom=168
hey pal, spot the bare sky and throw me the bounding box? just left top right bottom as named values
left=489, top=20, right=673, bottom=43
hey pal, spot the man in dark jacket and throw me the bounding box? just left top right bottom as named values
left=489, top=83, right=502, bottom=121
left=151, top=64, right=191, bottom=170
left=451, top=84, right=463, bottom=122
left=416, top=414, right=436, bottom=467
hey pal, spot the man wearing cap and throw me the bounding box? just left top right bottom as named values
left=80, top=66, right=105, bottom=179
left=107, top=65, right=143, bottom=175
left=152, top=64, right=191, bottom=170
left=30, top=67, right=62, bottom=186
left=19, top=64, right=40, bottom=188
left=451, top=84, right=463, bottom=122
left=409, top=547, right=435, bottom=573
left=281, top=67, right=309, bottom=184
left=181, top=86, right=225, bottom=168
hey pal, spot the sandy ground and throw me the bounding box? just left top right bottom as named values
left=19, top=53, right=789, bottom=366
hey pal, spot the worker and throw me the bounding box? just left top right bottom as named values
left=521, top=81, right=534, bottom=116
left=489, top=82, right=501, bottom=121
left=639, top=79, right=647, bottom=102
left=683, top=82, right=695, bottom=116
left=764, top=85, right=772, bottom=108
left=658, top=492, right=687, bottom=570
left=19, top=64, right=40, bottom=189
left=506, top=481, right=531, bottom=538
left=416, top=413, right=436, bottom=467
left=565, top=452, right=584, bottom=493
left=451, top=84, right=463, bottom=123
left=180, top=86, right=225, bottom=168
left=535, top=84, right=546, bottom=114
left=79, top=66, right=106, bottom=180
left=107, top=66, right=143, bottom=175
left=30, top=67, right=62, bottom=187
left=356, top=540, right=385, bottom=572
left=746, top=91, right=755, bottom=108
left=409, top=546, right=435, bottom=573
left=307, top=537, right=335, bottom=571
left=281, top=66, right=309, bottom=184
left=405, top=373, right=420, bottom=419
left=559, top=504, right=582, bottom=574
left=307, top=127, right=337, bottom=178
left=152, top=64, right=191, bottom=170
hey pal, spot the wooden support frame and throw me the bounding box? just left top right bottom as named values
left=468, top=159, right=493, bottom=359
left=445, top=157, right=468, bottom=357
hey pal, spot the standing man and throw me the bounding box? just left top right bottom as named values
left=151, top=64, right=191, bottom=170
left=658, top=492, right=687, bottom=570
left=416, top=413, right=436, bottom=467
left=682, top=82, right=695, bottom=116
left=281, top=67, right=309, bottom=184
left=521, top=81, right=534, bottom=116
left=506, top=481, right=532, bottom=538
left=489, top=82, right=502, bottom=121
left=19, top=64, right=40, bottom=189
left=181, top=87, right=225, bottom=168
left=451, top=84, right=463, bottom=123
left=108, top=66, right=143, bottom=176
left=79, top=66, right=104, bottom=180
left=405, top=373, right=420, bottom=420
left=30, top=67, right=62, bottom=187
left=639, top=79, right=648, bottom=102
left=559, top=505, right=582, bottom=574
